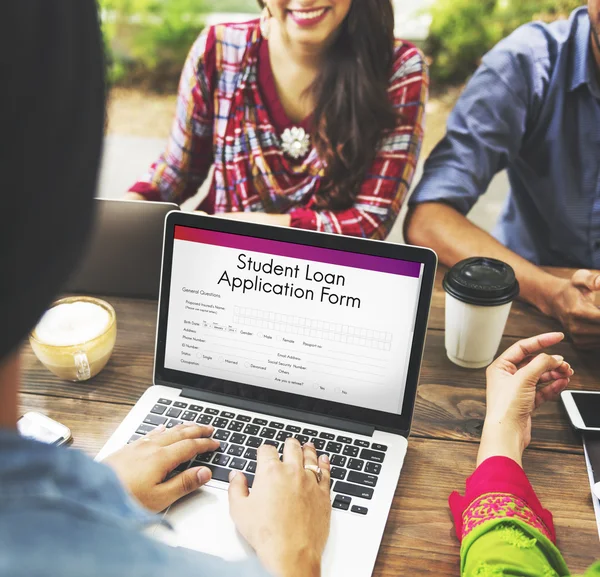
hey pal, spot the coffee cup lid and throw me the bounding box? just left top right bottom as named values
left=443, top=257, right=520, bottom=307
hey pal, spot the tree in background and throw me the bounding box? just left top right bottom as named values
left=426, top=0, right=585, bottom=84
left=100, top=0, right=259, bottom=89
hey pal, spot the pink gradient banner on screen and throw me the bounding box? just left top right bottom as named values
left=174, top=226, right=421, bottom=278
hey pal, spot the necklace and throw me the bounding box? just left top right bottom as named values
left=280, top=126, right=311, bottom=159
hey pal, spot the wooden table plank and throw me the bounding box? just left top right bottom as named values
left=18, top=393, right=598, bottom=575
left=21, top=316, right=600, bottom=453
left=24, top=265, right=584, bottom=407
left=412, top=332, right=600, bottom=453
left=21, top=266, right=590, bottom=408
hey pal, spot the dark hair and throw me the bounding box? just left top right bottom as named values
left=258, top=0, right=397, bottom=210
left=0, top=1, right=105, bottom=360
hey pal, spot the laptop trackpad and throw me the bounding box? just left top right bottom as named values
left=160, top=485, right=252, bottom=560
left=153, top=483, right=382, bottom=576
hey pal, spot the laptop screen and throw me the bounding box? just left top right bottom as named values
left=162, top=225, right=424, bottom=416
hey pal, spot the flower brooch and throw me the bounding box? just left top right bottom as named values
left=280, top=126, right=310, bottom=159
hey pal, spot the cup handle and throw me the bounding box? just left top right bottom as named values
left=74, top=351, right=91, bottom=381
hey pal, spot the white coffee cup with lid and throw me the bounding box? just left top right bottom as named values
left=443, top=257, right=520, bottom=369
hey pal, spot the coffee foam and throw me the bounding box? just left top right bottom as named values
left=34, top=302, right=111, bottom=346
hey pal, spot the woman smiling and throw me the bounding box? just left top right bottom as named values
left=127, top=1, right=428, bottom=239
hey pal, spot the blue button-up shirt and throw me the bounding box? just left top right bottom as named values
left=0, top=429, right=270, bottom=577
left=410, top=7, right=600, bottom=267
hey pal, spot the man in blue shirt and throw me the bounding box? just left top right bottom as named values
left=0, top=3, right=331, bottom=577
left=406, top=2, right=600, bottom=348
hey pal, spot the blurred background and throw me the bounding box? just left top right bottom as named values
left=98, top=0, right=585, bottom=240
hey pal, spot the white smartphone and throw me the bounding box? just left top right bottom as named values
left=561, top=391, right=600, bottom=432
left=17, top=411, right=72, bottom=446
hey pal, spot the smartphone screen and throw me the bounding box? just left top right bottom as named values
left=572, top=392, right=600, bottom=428
left=17, top=413, right=69, bottom=445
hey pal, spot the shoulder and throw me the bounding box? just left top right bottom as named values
left=387, top=40, right=428, bottom=105
left=205, top=20, right=260, bottom=66
left=184, top=19, right=260, bottom=73
left=481, top=8, right=585, bottom=87
left=390, top=40, right=427, bottom=81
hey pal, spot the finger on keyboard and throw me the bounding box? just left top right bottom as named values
left=318, top=453, right=331, bottom=490
left=282, top=436, right=303, bottom=467
left=154, top=423, right=215, bottom=447
left=256, top=443, right=280, bottom=474
left=302, top=442, right=319, bottom=472
left=165, top=438, right=220, bottom=470
left=145, top=424, right=166, bottom=437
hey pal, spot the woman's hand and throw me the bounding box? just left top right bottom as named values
left=219, top=212, right=292, bottom=226
left=104, top=423, right=219, bottom=512
left=478, top=332, right=573, bottom=467
left=228, top=439, right=331, bottom=577
left=124, top=192, right=147, bottom=201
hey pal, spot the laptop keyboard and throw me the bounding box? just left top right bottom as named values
left=129, top=397, right=388, bottom=516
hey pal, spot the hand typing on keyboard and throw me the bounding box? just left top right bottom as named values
left=228, top=439, right=331, bottom=577
left=103, top=423, right=219, bottom=512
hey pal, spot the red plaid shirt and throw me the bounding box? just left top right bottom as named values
left=130, top=20, right=428, bottom=239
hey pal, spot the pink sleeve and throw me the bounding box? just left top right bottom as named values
left=449, top=456, right=556, bottom=544
left=129, top=28, right=216, bottom=204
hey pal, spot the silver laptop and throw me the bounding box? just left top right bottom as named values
left=96, top=212, right=437, bottom=576
left=65, top=198, right=179, bottom=298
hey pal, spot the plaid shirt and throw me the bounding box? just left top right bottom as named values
left=130, top=20, right=428, bottom=239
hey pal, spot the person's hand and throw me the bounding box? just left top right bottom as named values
left=124, top=192, right=146, bottom=201
left=478, top=332, right=574, bottom=467
left=543, top=270, right=600, bottom=349
left=104, top=423, right=219, bottom=512
left=219, top=212, right=292, bottom=226
left=229, top=439, right=331, bottom=577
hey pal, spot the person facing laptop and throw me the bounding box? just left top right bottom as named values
left=1, top=4, right=329, bottom=577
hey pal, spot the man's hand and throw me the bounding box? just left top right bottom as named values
left=405, top=204, right=600, bottom=350
left=229, top=440, right=331, bottom=577
left=478, top=332, right=573, bottom=467
left=543, top=270, right=600, bottom=349
left=104, top=423, right=219, bottom=512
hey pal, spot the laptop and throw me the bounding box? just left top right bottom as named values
left=96, top=211, right=437, bottom=576
left=65, top=198, right=179, bottom=299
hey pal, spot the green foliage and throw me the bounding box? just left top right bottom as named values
left=426, top=0, right=586, bottom=84
left=98, top=0, right=259, bottom=89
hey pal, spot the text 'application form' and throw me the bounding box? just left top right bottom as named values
left=164, top=228, right=422, bottom=414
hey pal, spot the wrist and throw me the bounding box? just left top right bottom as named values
left=259, top=546, right=321, bottom=577
left=124, top=191, right=146, bottom=201
left=477, top=420, right=525, bottom=468
left=526, top=273, right=566, bottom=317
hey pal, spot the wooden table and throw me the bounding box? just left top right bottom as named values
left=19, top=267, right=600, bottom=574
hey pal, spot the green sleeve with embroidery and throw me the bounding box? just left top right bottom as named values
left=460, top=518, right=600, bottom=577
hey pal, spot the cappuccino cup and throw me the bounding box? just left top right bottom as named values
left=30, top=297, right=117, bottom=381
left=443, top=258, right=519, bottom=369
